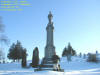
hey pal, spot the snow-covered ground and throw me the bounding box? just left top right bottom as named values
left=0, top=56, right=100, bottom=75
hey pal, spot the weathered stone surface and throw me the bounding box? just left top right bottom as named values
left=45, top=11, right=56, bottom=59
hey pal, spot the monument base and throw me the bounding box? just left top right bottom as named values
left=42, top=58, right=53, bottom=64
left=40, top=57, right=54, bottom=68
left=34, top=57, right=64, bottom=72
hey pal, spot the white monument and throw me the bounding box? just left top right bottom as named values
left=37, top=12, right=63, bottom=71
left=45, top=11, right=56, bottom=59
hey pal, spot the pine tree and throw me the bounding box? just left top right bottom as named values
left=7, top=40, right=25, bottom=62
left=15, top=40, right=23, bottom=61
left=62, top=47, right=67, bottom=56
left=67, top=43, right=72, bottom=55
left=67, top=43, right=72, bottom=61
left=66, top=43, right=76, bottom=61
left=62, top=43, right=76, bottom=57
left=7, top=43, right=16, bottom=62
left=67, top=43, right=76, bottom=56
left=32, top=47, right=39, bottom=67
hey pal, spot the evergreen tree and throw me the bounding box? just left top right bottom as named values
left=67, top=43, right=72, bottom=55
left=67, top=43, right=72, bottom=61
left=21, top=49, right=27, bottom=68
left=7, top=43, right=16, bottom=62
left=62, top=47, right=67, bottom=56
left=32, top=47, right=39, bottom=67
left=7, top=40, right=24, bottom=62
left=14, top=41, right=23, bottom=61
left=67, top=43, right=76, bottom=56
left=62, top=43, right=76, bottom=61
left=62, top=43, right=76, bottom=57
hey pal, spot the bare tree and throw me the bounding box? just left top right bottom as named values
left=0, top=35, right=9, bottom=46
left=0, top=49, right=5, bottom=63
left=0, top=49, right=3, bottom=63
left=0, top=16, right=9, bottom=63
left=0, top=16, right=4, bottom=32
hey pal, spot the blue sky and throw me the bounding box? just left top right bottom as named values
left=0, top=0, right=100, bottom=60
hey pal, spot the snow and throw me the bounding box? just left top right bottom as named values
left=0, top=56, right=100, bottom=75
left=60, top=56, right=100, bottom=70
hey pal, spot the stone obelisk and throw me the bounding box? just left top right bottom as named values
left=45, top=11, right=56, bottom=59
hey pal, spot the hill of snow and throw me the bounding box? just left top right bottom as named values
left=0, top=56, right=100, bottom=75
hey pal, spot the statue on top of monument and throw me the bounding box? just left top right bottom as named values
left=48, top=11, right=53, bottom=24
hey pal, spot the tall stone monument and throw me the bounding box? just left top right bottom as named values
left=35, top=12, right=64, bottom=71
left=40, top=12, right=56, bottom=68
left=45, top=11, right=56, bottom=59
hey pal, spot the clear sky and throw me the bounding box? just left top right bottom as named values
left=0, top=0, right=100, bottom=60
